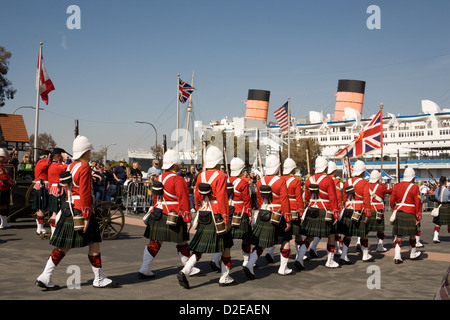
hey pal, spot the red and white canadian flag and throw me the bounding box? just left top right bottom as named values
left=37, top=53, right=55, bottom=105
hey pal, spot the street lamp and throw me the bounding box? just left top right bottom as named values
left=12, top=106, right=44, bottom=114
left=96, top=142, right=116, bottom=163
left=135, top=121, right=158, bottom=151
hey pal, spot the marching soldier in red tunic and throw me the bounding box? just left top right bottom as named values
left=210, top=157, right=253, bottom=269
left=368, top=170, right=392, bottom=252
left=138, top=149, right=203, bottom=279
left=390, top=167, right=422, bottom=264
left=178, top=146, right=237, bottom=288
left=281, top=158, right=304, bottom=267
left=0, top=149, right=15, bottom=229
left=33, top=149, right=52, bottom=235
left=297, top=156, right=340, bottom=269
left=36, top=136, right=119, bottom=290
left=244, top=155, right=293, bottom=278
left=339, top=160, right=372, bottom=264
left=47, top=148, right=69, bottom=236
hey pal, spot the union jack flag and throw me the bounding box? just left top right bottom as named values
left=179, top=78, right=195, bottom=103
left=335, top=109, right=383, bottom=158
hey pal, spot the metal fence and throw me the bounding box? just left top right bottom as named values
left=123, top=181, right=153, bottom=214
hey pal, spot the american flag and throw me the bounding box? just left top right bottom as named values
left=335, top=109, right=383, bottom=158
left=178, top=78, right=195, bottom=103
left=274, top=101, right=289, bottom=132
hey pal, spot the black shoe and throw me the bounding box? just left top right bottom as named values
left=356, top=244, right=362, bottom=252
left=219, top=280, right=239, bottom=287
left=394, top=259, right=403, bottom=264
left=94, top=281, right=120, bottom=288
left=138, top=272, right=156, bottom=280
left=265, top=253, right=275, bottom=264
left=35, top=280, right=61, bottom=291
left=339, top=258, right=353, bottom=266
left=177, top=272, right=190, bottom=289
left=294, top=260, right=305, bottom=271
left=190, top=269, right=207, bottom=277
left=243, top=266, right=256, bottom=280
left=209, top=261, right=221, bottom=272
left=309, top=249, right=319, bottom=259
left=363, top=257, right=375, bottom=262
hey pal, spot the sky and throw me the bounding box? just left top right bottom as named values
left=2, top=0, right=450, bottom=161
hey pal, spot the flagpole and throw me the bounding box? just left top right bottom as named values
left=176, top=73, right=180, bottom=153
left=287, top=97, right=291, bottom=158
left=380, top=102, right=384, bottom=179
left=33, top=42, right=43, bottom=164
left=184, top=69, right=194, bottom=152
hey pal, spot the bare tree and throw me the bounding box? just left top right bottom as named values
left=29, top=133, right=57, bottom=160
left=281, top=138, right=323, bottom=176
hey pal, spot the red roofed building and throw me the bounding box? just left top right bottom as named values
left=0, top=113, right=30, bottom=151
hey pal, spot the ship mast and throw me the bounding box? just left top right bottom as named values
left=184, top=69, right=195, bottom=152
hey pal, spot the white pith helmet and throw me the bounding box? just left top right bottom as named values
left=315, top=156, right=328, bottom=173
left=369, top=170, right=381, bottom=183
left=265, top=154, right=280, bottom=175
left=327, top=161, right=337, bottom=175
left=204, top=145, right=223, bottom=169
left=352, top=160, right=366, bottom=177
left=72, top=135, right=93, bottom=160
left=161, top=149, right=181, bottom=170
left=283, top=158, right=296, bottom=175
left=230, top=157, right=245, bottom=176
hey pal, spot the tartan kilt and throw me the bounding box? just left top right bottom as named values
left=301, top=208, right=336, bottom=238
left=291, top=218, right=302, bottom=236
left=47, top=194, right=66, bottom=213
left=144, top=213, right=189, bottom=243
left=250, top=213, right=292, bottom=248
left=368, top=210, right=385, bottom=232
left=0, top=189, right=10, bottom=207
left=188, top=213, right=233, bottom=253
left=392, top=211, right=418, bottom=237
left=337, top=213, right=369, bottom=237
left=231, top=213, right=252, bottom=240
left=32, top=188, right=48, bottom=210
left=433, top=203, right=450, bottom=226
left=50, top=207, right=102, bottom=249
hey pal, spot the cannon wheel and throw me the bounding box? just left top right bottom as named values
left=95, top=201, right=125, bottom=240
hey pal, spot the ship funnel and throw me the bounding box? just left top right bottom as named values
left=333, top=80, right=366, bottom=121
left=245, top=89, right=270, bottom=122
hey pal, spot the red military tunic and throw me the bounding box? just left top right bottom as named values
left=343, top=177, right=371, bottom=217
left=48, top=161, right=68, bottom=196
left=195, top=169, right=230, bottom=225
left=0, top=164, right=14, bottom=191
left=282, top=174, right=304, bottom=215
left=153, top=171, right=191, bottom=222
left=68, top=160, right=93, bottom=219
left=369, top=182, right=392, bottom=211
left=390, top=181, right=422, bottom=221
left=229, top=176, right=252, bottom=218
left=33, top=158, right=51, bottom=190
left=304, top=173, right=339, bottom=218
left=256, top=175, right=291, bottom=222
left=332, top=176, right=343, bottom=212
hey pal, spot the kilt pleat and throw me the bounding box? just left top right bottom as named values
left=144, top=213, right=188, bottom=243
left=50, top=209, right=102, bottom=248
left=392, top=211, right=418, bottom=237
left=433, top=203, right=450, bottom=226
left=33, top=189, right=48, bottom=210
left=302, top=209, right=336, bottom=237
left=231, top=214, right=252, bottom=240
left=250, top=214, right=291, bottom=248
left=337, top=213, right=369, bottom=237
left=368, top=210, right=385, bottom=232
left=47, top=194, right=66, bottom=213
left=188, top=214, right=233, bottom=253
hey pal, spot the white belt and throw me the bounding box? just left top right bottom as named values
left=163, top=201, right=179, bottom=205
left=51, top=183, right=59, bottom=187
left=232, top=200, right=243, bottom=204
